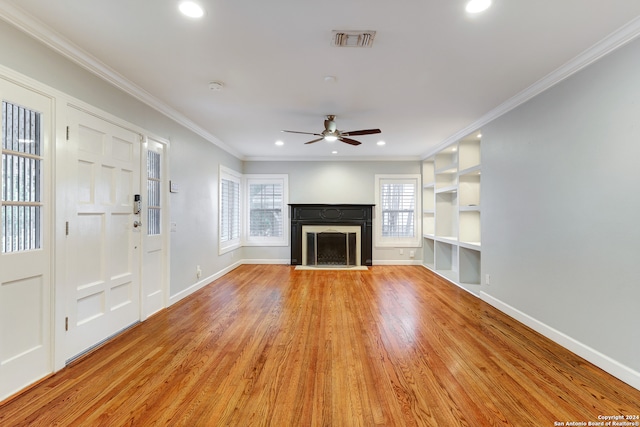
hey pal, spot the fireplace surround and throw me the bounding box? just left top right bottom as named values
left=289, top=204, right=373, bottom=266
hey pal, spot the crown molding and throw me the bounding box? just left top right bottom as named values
left=0, top=1, right=244, bottom=160
left=243, top=155, right=422, bottom=162
left=421, top=15, right=640, bottom=159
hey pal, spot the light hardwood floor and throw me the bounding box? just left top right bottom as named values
left=1, top=265, right=639, bottom=426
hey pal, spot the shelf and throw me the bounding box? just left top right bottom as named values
left=435, top=191, right=457, bottom=238
left=423, top=237, right=435, bottom=266
left=434, top=148, right=457, bottom=171
left=421, top=131, right=481, bottom=296
left=435, top=185, right=457, bottom=194
left=433, top=268, right=459, bottom=284
left=459, top=247, right=481, bottom=286
left=422, top=213, right=435, bottom=236
left=459, top=210, right=480, bottom=245
left=458, top=138, right=481, bottom=171
left=459, top=241, right=481, bottom=251
left=458, top=165, right=481, bottom=177
left=434, top=235, right=458, bottom=245
left=435, top=165, right=457, bottom=174
left=435, top=175, right=457, bottom=190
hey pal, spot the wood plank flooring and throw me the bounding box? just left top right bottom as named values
left=1, top=265, right=639, bottom=426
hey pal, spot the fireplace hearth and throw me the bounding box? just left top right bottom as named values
left=289, top=204, right=373, bottom=266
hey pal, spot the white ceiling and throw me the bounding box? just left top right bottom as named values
left=2, top=0, right=640, bottom=160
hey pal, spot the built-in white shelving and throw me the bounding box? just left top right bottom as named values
left=422, top=132, right=482, bottom=294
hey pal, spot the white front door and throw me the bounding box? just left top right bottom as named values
left=0, top=79, right=53, bottom=400
left=64, top=107, right=141, bottom=360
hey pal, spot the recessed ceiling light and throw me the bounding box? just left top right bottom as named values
left=179, top=1, right=204, bottom=18
left=377, top=140, right=386, bottom=146
left=477, top=133, right=482, bottom=138
left=275, top=140, right=284, bottom=146
left=332, top=151, right=338, bottom=154
left=465, top=0, right=492, bottom=14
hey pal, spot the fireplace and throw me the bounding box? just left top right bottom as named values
left=303, top=225, right=361, bottom=266
left=289, top=204, right=373, bottom=266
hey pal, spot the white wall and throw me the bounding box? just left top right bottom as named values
left=243, top=160, right=423, bottom=263
left=481, top=36, right=640, bottom=383
left=0, top=20, right=242, bottom=298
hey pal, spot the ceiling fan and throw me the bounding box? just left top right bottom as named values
left=281, top=115, right=381, bottom=146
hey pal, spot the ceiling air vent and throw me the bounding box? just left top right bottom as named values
left=331, top=30, right=376, bottom=48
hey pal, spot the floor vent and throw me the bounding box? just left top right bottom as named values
left=331, top=30, right=376, bottom=47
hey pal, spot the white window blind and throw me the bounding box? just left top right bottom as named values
left=249, top=183, right=282, bottom=237
left=221, top=178, right=240, bottom=242
left=375, top=174, right=421, bottom=247
left=146, top=150, right=161, bottom=236
left=2, top=100, right=42, bottom=253
left=219, top=166, right=241, bottom=253
left=244, top=174, right=288, bottom=246
left=381, top=182, right=415, bottom=238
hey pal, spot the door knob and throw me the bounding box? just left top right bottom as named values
left=133, top=221, right=142, bottom=228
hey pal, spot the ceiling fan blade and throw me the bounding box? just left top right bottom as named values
left=304, top=138, right=324, bottom=145
left=339, top=137, right=362, bottom=146
left=281, top=130, right=322, bottom=136
left=341, top=128, right=381, bottom=136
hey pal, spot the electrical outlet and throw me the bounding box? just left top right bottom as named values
left=409, top=250, right=415, bottom=258
left=399, top=248, right=404, bottom=255
left=485, top=274, right=491, bottom=286
left=196, top=265, right=202, bottom=279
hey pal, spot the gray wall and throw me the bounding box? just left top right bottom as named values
left=243, top=160, right=423, bottom=263
left=0, top=20, right=242, bottom=297
left=482, top=37, right=640, bottom=373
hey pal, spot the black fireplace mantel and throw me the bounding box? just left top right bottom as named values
left=289, top=204, right=374, bottom=266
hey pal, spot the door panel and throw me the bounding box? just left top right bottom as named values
left=65, top=108, right=141, bottom=360
left=141, top=137, right=167, bottom=319
left=0, top=79, right=52, bottom=400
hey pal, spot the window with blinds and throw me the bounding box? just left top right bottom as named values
left=249, top=183, right=282, bottom=237
left=2, top=101, right=42, bottom=253
left=375, top=174, right=421, bottom=247
left=219, top=166, right=241, bottom=253
left=380, top=182, right=415, bottom=238
left=147, top=150, right=161, bottom=235
left=245, top=175, right=288, bottom=246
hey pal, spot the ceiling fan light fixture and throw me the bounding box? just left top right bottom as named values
left=324, top=135, right=338, bottom=142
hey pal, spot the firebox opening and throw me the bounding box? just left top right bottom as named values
left=302, top=225, right=361, bottom=268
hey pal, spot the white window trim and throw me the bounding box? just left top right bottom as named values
left=374, top=174, right=422, bottom=248
left=243, top=174, right=289, bottom=247
left=219, top=165, right=242, bottom=255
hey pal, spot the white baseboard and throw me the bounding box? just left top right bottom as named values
left=168, top=260, right=242, bottom=306
left=240, top=258, right=290, bottom=265
left=481, top=291, right=640, bottom=391
left=373, top=259, right=423, bottom=266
